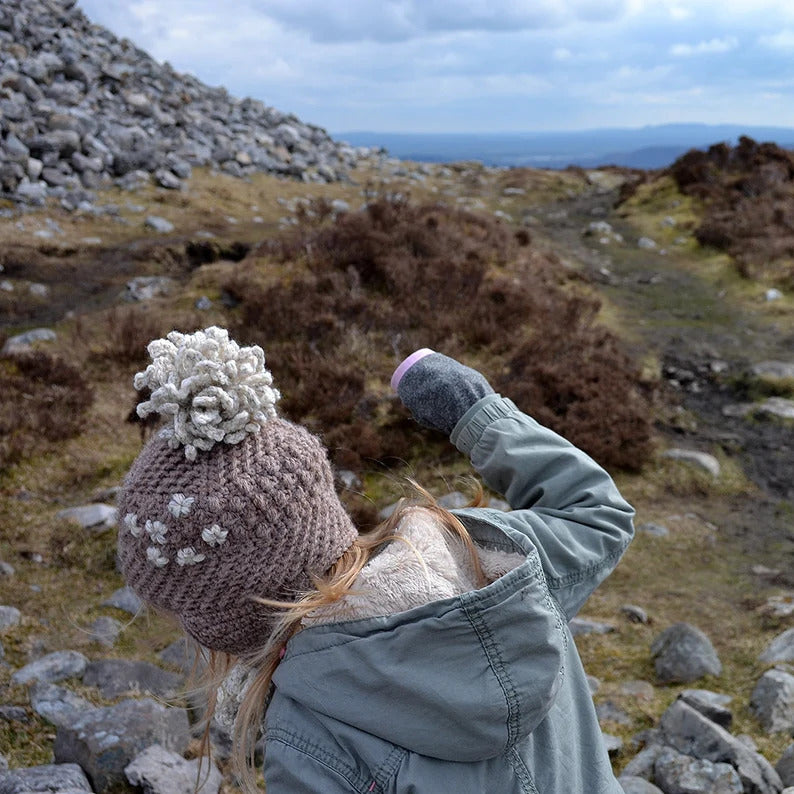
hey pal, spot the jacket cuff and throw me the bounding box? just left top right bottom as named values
left=451, top=395, right=520, bottom=455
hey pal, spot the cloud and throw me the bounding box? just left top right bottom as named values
left=759, top=29, right=794, bottom=49
left=670, top=36, right=739, bottom=56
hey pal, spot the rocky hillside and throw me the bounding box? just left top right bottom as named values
left=0, top=0, right=368, bottom=213
left=0, top=4, right=793, bottom=794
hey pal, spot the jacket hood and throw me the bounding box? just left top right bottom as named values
left=271, top=510, right=568, bottom=762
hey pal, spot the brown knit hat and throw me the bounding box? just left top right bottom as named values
left=117, top=327, right=358, bottom=656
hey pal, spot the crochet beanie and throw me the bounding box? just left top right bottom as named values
left=117, top=327, right=358, bottom=656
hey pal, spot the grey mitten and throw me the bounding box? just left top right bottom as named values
left=393, top=350, right=495, bottom=436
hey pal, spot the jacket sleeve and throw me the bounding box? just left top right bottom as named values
left=451, top=395, right=635, bottom=619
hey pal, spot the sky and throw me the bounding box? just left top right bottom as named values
left=76, top=0, right=794, bottom=135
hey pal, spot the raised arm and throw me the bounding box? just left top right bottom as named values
left=394, top=351, right=635, bottom=617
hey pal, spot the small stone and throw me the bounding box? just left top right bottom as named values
left=0, top=605, right=21, bottom=630
left=758, top=397, right=794, bottom=420
left=1, top=328, right=57, bottom=354
left=82, top=658, right=183, bottom=699
left=602, top=733, right=623, bottom=755
left=0, top=706, right=29, bottom=723
left=12, top=650, right=88, bottom=686
left=638, top=237, right=657, bottom=249
left=145, top=215, right=174, bottom=233
left=636, top=522, right=669, bottom=537
left=662, top=448, right=721, bottom=478
left=0, top=562, right=15, bottom=576
left=195, top=295, right=212, bottom=310
left=569, top=617, right=616, bottom=636
left=101, top=586, right=143, bottom=616
left=620, top=680, right=655, bottom=701
left=56, top=503, right=117, bottom=531
left=596, top=700, right=631, bottom=725
left=437, top=491, right=469, bottom=509
left=621, top=605, right=649, bottom=624
left=761, top=628, right=794, bottom=664
left=88, top=616, right=123, bottom=647
left=766, top=288, right=784, bottom=301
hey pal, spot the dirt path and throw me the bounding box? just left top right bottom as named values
left=534, top=186, right=794, bottom=581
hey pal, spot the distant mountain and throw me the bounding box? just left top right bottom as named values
left=337, top=124, right=794, bottom=170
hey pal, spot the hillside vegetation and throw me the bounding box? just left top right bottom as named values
left=1, top=150, right=793, bottom=789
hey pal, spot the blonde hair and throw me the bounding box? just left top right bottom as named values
left=193, top=481, right=486, bottom=794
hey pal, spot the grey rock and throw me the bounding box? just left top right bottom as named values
left=759, top=398, right=794, bottom=420
left=0, top=606, right=21, bottom=630
left=53, top=698, right=191, bottom=793
left=636, top=522, right=670, bottom=537
left=155, top=168, right=182, bottom=190
left=125, top=275, right=175, bottom=300
left=0, top=706, right=28, bottom=723
left=437, top=491, right=469, bottom=509
left=11, top=650, right=88, bottom=686
left=596, top=699, right=631, bottom=725
left=651, top=623, right=722, bottom=683
left=158, top=637, right=195, bottom=674
left=82, top=658, right=183, bottom=699
left=1, top=327, right=56, bottom=354
left=660, top=699, right=783, bottom=793
left=569, top=616, right=616, bottom=636
left=621, top=604, right=650, bottom=624
left=30, top=682, right=94, bottom=727
left=0, top=762, right=92, bottom=794
left=619, top=775, right=663, bottom=793
left=603, top=733, right=623, bottom=755
left=124, top=744, right=222, bottom=794
left=55, top=504, right=117, bottom=532
left=87, top=616, right=122, bottom=647
left=195, top=295, right=212, bottom=310
left=751, top=362, right=794, bottom=381
left=14, top=179, right=47, bottom=204
left=662, top=448, right=721, bottom=478
left=750, top=668, right=794, bottom=733
left=622, top=744, right=668, bottom=779
left=638, top=236, right=657, bottom=249
left=655, top=750, right=743, bottom=794
left=101, top=586, right=142, bottom=616
left=144, top=215, right=174, bottom=234
left=761, top=628, right=794, bottom=664
left=777, top=743, right=794, bottom=786
left=679, top=689, right=733, bottom=728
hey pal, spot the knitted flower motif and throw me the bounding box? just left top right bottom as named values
left=145, top=519, right=168, bottom=545
left=146, top=546, right=169, bottom=567
left=201, top=524, right=228, bottom=547
left=168, top=493, right=195, bottom=518
left=123, top=513, right=143, bottom=538
left=176, top=547, right=206, bottom=566
left=133, top=326, right=281, bottom=461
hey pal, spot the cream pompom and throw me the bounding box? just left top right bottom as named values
left=134, top=326, right=280, bottom=460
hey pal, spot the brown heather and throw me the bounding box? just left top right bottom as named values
left=224, top=197, right=654, bottom=474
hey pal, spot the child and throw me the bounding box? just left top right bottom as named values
left=118, top=327, right=635, bottom=793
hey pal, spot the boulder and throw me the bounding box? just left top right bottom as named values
left=29, top=682, right=94, bottom=727
left=53, top=697, right=191, bottom=792
left=0, top=762, right=92, bottom=794
left=11, top=650, right=88, bottom=686
left=660, top=699, right=783, bottom=793
left=124, top=744, right=222, bottom=794
left=750, top=668, right=794, bottom=733
left=82, top=659, right=183, bottom=699
left=761, top=628, right=794, bottom=664
left=777, top=744, right=794, bottom=787
left=651, top=623, right=722, bottom=683
left=654, top=749, right=743, bottom=794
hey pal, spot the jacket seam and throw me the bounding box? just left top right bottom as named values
left=508, top=746, right=540, bottom=794
left=546, top=542, right=631, bottom=590
left=461, top=595, right=521, bottom=752
left=367, top=745, right=406, bottom=792
left=267, top=726, right=366, bottom=791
